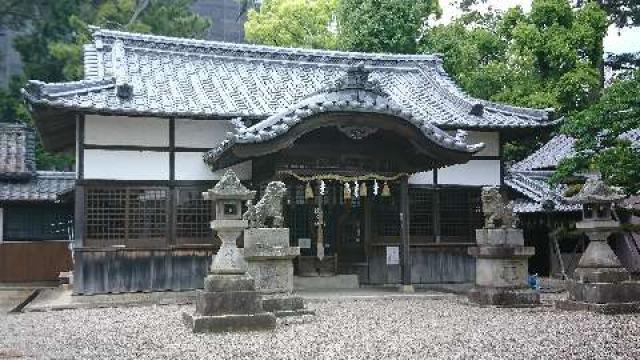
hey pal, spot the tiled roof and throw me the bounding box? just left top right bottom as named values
left=511, top=135, right=576, bottom=172
left=23, top=28, right=557, bottom=130
left=204, top=66, right=485, bottom=167
left=0, top=171, right=75, bottom=202
left=0, top=123, right=36, bottom=179
left=507, top=130, right=640, bottom=213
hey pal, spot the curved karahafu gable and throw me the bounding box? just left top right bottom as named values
left=204, top=64, right=485, bottom=171
left=22, top=28, right=560, bottom=151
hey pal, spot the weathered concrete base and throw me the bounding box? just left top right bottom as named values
left=294, top=275, right=360, bottom=290
left=262, top=294, right=316, bottom=317
left=468, top=287, right=540, bottom=306
left=185, top=273, right=276, bottom=333
left=567, top=280, right=640, bottom=304
left=296, top=256, right=337, bottom=276
left=555, top=300, right=640, bottom=315
left=398, top=285, right=415, bottom=293
left=182, top=312, right=276, bottom=333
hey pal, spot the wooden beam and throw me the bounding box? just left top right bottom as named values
left=400, top=176, right=411, bottom=286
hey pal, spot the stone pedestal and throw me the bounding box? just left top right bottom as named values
left=183, top=274, right=276, bottom=332
left=557, top=229, right=640, bottom=314
left=244, top=228, right=312, bottom=316
left=468, top=228, right=540, bottom=306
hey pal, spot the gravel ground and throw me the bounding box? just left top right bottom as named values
left=1, top=296, right=639, bottom=360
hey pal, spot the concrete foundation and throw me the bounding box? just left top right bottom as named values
left=244, top=228, right=311, bottom=316
left=183, top=274, right=276, bottom=332
left=468, top=228, right=540, bottom=306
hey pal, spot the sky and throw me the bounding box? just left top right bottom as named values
left=438, top=0, right=640, bottom=54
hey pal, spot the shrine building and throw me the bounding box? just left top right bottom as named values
left=22, top=28, right=557, bottom=294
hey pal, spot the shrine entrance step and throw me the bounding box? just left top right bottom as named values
left=293, top=275, right=360, bottom=290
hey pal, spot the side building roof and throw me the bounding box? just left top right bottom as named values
left=23, top=28, right=558, bottom=151
left=506, top=130, right=640, bottom=213
left=0, top=123, right=74, bottom=202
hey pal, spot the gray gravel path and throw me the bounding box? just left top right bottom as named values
left=1, top=297, right=639, bottom=360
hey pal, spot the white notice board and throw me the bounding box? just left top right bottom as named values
left=386, top=246, right=399, bottom=265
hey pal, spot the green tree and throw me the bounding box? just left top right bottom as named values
left=553, top=71, right=640, bottom=193
left=244, top=0, right=338, bottom=49
left=421, top=1, right=607, bottom=113
left=337, top=0, right=441, bottom=53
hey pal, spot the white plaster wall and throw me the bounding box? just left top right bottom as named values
left=175, top=119, right=233, bottom=148
left=410, top=160, right=501, bottom=186
left=84, top=149, right=170, bottom=180
left=438, top=160, right=501, bottom=186
left=84, top=115, right=169, bottom=146
left=408, top=171, right=434, bottom=185
left=174, top=152, right=252, bottom=180
left=444, top=131, right=500, bottom=157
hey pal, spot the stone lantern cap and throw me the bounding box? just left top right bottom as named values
left=567, top=177, right=625, bottom=205
left=204, top=169, right=256, bottom=201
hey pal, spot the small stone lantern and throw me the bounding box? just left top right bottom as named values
left=202, top=171, right=255, bottom=275
left=183, top=169, right=276, bottom=332
left=557, top=175, right=640, bottom=314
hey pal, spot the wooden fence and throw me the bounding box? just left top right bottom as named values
left=0, top=241, right=73, bottom=283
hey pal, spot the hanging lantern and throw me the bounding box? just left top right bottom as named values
left=354, top=180, right=359, bottom=198
left=373, top=179, right=379, bottom=196
left=359, top=182, right=368, bottom=197
left=319, top=180, right=326, bottom=196
left=344, top=182, right=352, bottom=201
left=305, top=182, right=314, bottom=201
left=382, top=181, right=391, bottom=197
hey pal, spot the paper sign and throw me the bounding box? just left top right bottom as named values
left=298, top=238, right=311, bottom=249
left=386, top=246, right=399, bottom=265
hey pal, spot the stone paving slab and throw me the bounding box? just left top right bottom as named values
left=0, top=289, right=35, bottom=313
left=24, top=287, right=459, bottom=312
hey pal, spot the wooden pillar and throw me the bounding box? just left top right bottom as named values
left=400, top=176, right=411, bottom=287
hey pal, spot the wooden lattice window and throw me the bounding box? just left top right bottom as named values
left=85, top=187, right=168, bottom=247
left=409, top=188, right=433, bottom=241
left=374, top=197, right=400, bottom=237
left=176, top=187, right=213, bottom=244
left=440, top=187, right=482, bottom=243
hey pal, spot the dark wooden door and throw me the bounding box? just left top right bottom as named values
left=336, top=207, right=366, bottom=265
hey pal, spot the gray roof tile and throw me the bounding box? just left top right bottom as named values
left=0, top=171, right=75, bottom=202
left=23, top=28, right=557, bottom=129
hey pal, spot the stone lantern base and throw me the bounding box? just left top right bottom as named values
left=468, top=228, right=540, bottom=306
left=244, top=228, right=313, bottom=316
left=555, top=241, right=640, bottom=314
left=183, top=274, right=276, bottom=333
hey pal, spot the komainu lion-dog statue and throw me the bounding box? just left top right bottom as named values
left=481, top=186, right=516, bottom=229
left=243, top=181, right=287, bottom=228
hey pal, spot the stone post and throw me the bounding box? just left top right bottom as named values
left=183, top=170, right=276, bottom=332
left=468, top=187, right=540, bottom=306
left=556, top=177, right=640, bottom=314
left=242, top=181, right=311, bottom=316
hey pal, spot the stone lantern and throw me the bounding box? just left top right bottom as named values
left=557, top=175, right=640, bottom=314
left=183, top=169, right=276, bottom=332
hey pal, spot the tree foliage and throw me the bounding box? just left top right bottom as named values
left=337, top=0, right=440, bottom=53
left=553, top=71, right=640, bottom=194
left=421, top=0, right=607, bottom=113
left=576, top=0, right=640, bottom=28
left=244, top=0, right=441, bottom=54
left=244, top=0, right=338, bottom=49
